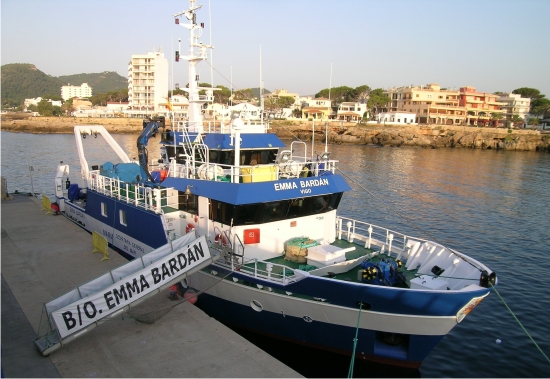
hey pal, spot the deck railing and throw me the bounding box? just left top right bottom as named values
left=163, top=158, right=338, bottom=184
left=335, top=216, right=428, bottom=257
left=87, top=170, right=177, bottom=214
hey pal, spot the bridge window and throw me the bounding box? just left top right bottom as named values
left=262, top=201, right=289, bottom=223
left=210, top=193, right=343, bottom=227
left=210, top=200, right=236, bottom=225
left=178, top=192, right=198, bottom=214
left=234, top=203, right=263, bottom=225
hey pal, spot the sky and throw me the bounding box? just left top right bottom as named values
left=2, top=0, right=550, bottom=97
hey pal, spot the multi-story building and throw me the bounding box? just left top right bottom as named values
left=496, top=92, right=531, bottom=125
left=386, top=83, right=463, bottom=125
left=127, top=51, right=168, bottom=117
left=459, top=86, right=505, bottom=126
left=301, top=97, right=333, bottom=120
left=264, top=89, right=300, bottom=106
left=337, top=102, right=368, bottom=122
left=61, top=83, right=92, bottom=101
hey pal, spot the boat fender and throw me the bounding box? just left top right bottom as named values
left=183, top=289, right=198, bottom=304
left=194, top=214, right=199, bottom=223
left=215, top=234, right=227, bottom=246
left=186, top=223, right=195, bottom=234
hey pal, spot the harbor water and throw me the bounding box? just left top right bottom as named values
left=1, top=130, right=549, bottom=377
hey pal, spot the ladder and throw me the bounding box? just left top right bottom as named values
left=34, top=233, right=219, bottom=356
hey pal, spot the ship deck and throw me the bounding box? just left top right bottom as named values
left=245, top=239, right=419, bottom=288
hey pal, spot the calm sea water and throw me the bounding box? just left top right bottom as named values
left=1, top=131, right=549, bottom=377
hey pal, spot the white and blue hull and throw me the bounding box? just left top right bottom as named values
left=188, top=269, right=486, bottom=367
left=59, top=191, right=166, bottom=259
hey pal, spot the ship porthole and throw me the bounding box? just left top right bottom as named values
left=303, top=315, right=313, bottom=323
left=250, top=300, right=263, bottom=312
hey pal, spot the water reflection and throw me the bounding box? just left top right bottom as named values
left=2, top=131, right=549, bottom=377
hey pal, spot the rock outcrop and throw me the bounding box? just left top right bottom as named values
left=269, top=121, right=550, bottom=152
left=2, top=115, right=549, bottom=152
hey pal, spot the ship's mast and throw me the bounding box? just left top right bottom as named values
left=174, top=0, right=214, bottom=132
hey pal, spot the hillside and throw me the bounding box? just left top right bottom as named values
left=57, top=71, right=127, bottom=94
left=1, top=64, right=128, bottom=107
left=1, top=63, right=65, bottom=107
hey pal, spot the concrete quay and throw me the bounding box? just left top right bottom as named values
left=1, top=194, right=301, bottom=378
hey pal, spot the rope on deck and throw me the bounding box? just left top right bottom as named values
left=489, top=282, right=550, bottom=366
left=347, top=302, right=363, bottom=378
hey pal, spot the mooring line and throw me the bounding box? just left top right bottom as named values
left=347, top=302, right=364, bottom=378
left=490, top=282, right=550, bottom=365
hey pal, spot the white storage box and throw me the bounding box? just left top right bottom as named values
left=307, top=255, right=346, bottom=268
left=307, top=245, right=354, bottom=262
left=410, top=275, right=449, bottom=290
left=306, top=245, right=355, bottom=267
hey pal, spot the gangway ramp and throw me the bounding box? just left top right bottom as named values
left=34, top=233, right=218, bottom=356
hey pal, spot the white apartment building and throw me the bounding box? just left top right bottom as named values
left=496, top=92, right=531, bottom=123
left=375, top=111, right=417, bottom=125
left=127, top=51, right=168, bottom=117
left=61, top=83, right=92, bottom=100
left=337, top=102, right=368, bottom=122
left=24, top=97, right=62, bottom=110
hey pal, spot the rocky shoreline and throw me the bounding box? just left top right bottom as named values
left=2, top=115, right=549, bottom=152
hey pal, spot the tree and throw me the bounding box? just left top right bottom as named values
left=263, top=96, right=295, bottom=118
left=232, top=88, right=255, bottom=102
left=353, top=85, right=371, bottom=103
left=490, top=112, right=503, bottom=127
left=512, top=87, right=544, bottom=101
left=52, top=105, right=63, bottom=116
left=213, top=85, right=231, bottom=104
left=532, top=98, right=550, bottom=117
left=511, top=114, right=524, bottom=128
left=315, top=86, right=354, bottom=111
left=89, top=89, right=128, bottom=106
left=367, top=88, right=390, bottom=119
left=37, top=99, right=53, bottom=116
left=61, top=98, right=75, bottom=115
left=528, top=118, right=539, bottom=126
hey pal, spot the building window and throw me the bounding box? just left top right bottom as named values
left=101, top=202, right=108, bottom=217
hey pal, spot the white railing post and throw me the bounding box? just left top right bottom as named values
left=388, top=233, right=394, bottom=256
left=365, top=225, right=373, bottom=249
left=267, top=263, right=273, bottom=280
